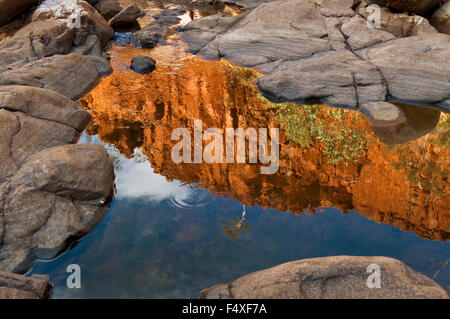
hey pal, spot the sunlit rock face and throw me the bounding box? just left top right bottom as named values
left=80, top=43, right=450, bottom=241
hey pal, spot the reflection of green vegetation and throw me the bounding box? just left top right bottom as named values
left=270, top=103, right=368, bottom=165
left=221, top=205, right=250, bottom=240
left=391, top=116, right=449, bottom=196
left=223, top=60, right=263, bottom=90
left=430, top=116, right=450, bottom=149
left=392, top=148, right=446, bottom=195
left=221, top=218, right=250, bottom=240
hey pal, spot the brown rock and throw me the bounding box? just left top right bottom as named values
left=0, top=109, right=19, bottom=179
left=0, top=0, right=40, bottom=26
left=109, top=4, right=145, bottom=28
left=0, top=53, right=101, bottom=101
left=200, top=256, right=449, bottom=299
left=32, top=0, right=114, bottom=47
left=431, top=1, right=450, bottom=34
left=0, top=144, right=115, bottom=273
left=0, top=85, right=92, bottom=131
left=358, top=5, right=438, bottom=37
left=95, top=0, right=123, bottom=20
left=0, top=271, right=52, bottom=299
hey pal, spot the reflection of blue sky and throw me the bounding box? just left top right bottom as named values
left=29, top=134, right=448, bottom=298
left=79, top=134, right=212, bottom=206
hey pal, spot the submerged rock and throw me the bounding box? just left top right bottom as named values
left=131, top=56, right=156, bottom=74
left=0, top=271, right=52, bottom=299
left=360, top=101, right=407, bottom=126
left=200, top=256, right=449, bottom=299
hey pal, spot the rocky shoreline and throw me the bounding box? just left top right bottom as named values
left=0, top=0, right=448, bottom=298
left=0, top=0, right=117, bottom=297
left=181, top=0, right=450, bottom=126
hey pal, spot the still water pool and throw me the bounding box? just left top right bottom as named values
left=29, top=18, right=449, bottom=297
left=28, top=133, right=449, bottom=298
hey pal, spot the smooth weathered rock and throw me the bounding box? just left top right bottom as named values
left=0, top=271, right=52, bottom=299
left=71, top=34, right=103, bottom=56
left=32, top=0, right=114, bottom=47
left=360, top=101, right=406, bottom=126
left=372, top=103, right=441, bottom=144
left=256, top=50, right=386, bottom=108
left=0, top=86, right=92, bottom=176
left=200, top=256, right=449, bottom=299
left=87, top=55, right=113, bottom=76
left=0, top=86, right=113, bottom=274
left=0, top=53, right=101, bottom=101
left=95, top=0, right=122, bottom=20
left=109, top=4, right=145, bottom=28
left=0, top=85, right=92, bottom=131
left=0, top=144, right=114, bottom=273
left=356, top=33, right=450, bottom=104
left=131, top=56, right=156, bottom=74
left=0, top=20, right=74, bottom=73
left=181, top=0, right=450, bottom=112
left=0, top=0, right=40, bottom=26
left=131, top=22, right=169, bottom=48
left=431, top=1, right=450, bottom=34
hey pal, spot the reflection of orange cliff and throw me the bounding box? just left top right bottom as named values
left=79, top=43, right=450, bottom=241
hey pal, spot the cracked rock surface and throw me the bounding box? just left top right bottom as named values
left=0, top=0, right=115, bottom=275
left=0, top=86, right=115, bottom=274
left=200, top=256, right=449, bottom=299
left=181, top=0, right=450, bottom=124
left=0, top=271, right=52, bottom=299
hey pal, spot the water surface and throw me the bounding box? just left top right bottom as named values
left=29, top=4, right=450, bottom=298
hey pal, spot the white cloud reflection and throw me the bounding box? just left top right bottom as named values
left=116, top=158, right=190, bottom=201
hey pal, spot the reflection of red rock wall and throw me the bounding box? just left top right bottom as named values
left=80, top=44, right=449, bottom=241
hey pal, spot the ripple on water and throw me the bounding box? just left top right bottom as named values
left=168, top=183, right=216, bottom=209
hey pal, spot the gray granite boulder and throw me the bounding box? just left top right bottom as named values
left=200, top=256, right=449, bottom=299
